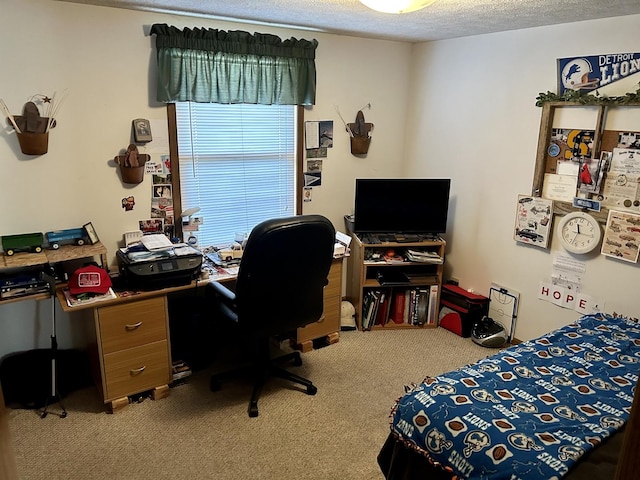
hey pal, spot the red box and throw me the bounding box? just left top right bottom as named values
left=439, top=284, right=489, bottom=337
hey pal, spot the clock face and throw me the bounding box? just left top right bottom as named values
left=558, top=212, right=601, bottom=254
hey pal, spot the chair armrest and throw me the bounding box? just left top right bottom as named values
left=208, top=280, right=236, bottom=303
left=208, top=280, right=238, bottom=323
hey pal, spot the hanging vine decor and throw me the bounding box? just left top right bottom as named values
left=535, top=83, right=640, bottom=106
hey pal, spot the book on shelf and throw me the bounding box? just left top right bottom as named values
left=414, top=288, right=429, bottom=326
left=362, top=290, right=379, bottom=330
left=403, top=289, right=412, bottom=323
left=407, top=289, right=417, bottom=325
left=374, top=291, right=390, bottom=326
left=390, top=290, right=406, bottom=324
left=428, top=284, right=439, bottom=325
left=383, top=285, right=438, bottom=326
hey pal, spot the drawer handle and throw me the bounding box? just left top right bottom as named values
left=125, top=322, right=143, bottom=331
left=130, top=366, right=146, bottom=376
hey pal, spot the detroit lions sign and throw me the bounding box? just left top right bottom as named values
left=557, top=53, right=640, bottom=95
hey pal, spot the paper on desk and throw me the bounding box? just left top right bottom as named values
left=140, top=234, right=174, bottom=251
left=173, top=244, right=200, bottom=256
left=334, top=230, right=351, bottom=258
left=63, top=288, right=117, bottom=307
left=335, top=231, right=351, bottom=247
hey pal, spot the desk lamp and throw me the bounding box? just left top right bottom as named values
left=181, top=207, right=201, bottom=223
left=180, top=207, right=201, bottom=245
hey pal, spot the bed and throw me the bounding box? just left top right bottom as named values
left=378, top=313, right=640, bottom=480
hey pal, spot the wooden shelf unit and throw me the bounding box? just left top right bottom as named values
left=0, top=242, right=108, bottom=304
left=346, top=235, right=445, bottom=331
left=0, top=242, right=107, bottom=271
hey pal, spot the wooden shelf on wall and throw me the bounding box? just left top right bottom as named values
left=532, top=101, right=640, bottom=224
left=0, top=242, right=107, bottom=271
left=0, top=242, right=108, bottom=305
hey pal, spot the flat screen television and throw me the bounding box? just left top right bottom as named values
left=353, top=178, right=451, bottom=235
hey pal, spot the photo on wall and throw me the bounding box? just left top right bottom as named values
left=601, top=209, right=640, bottom=263
left=514, top=195, right=553, bottom=249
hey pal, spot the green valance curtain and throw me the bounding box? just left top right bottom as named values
left=150, top=24, right=318, bottom=105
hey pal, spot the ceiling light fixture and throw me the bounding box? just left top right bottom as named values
left=359, top=0, right=437, bottom=14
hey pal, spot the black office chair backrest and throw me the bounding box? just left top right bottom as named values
left=234, top=215, right=335, bottom=335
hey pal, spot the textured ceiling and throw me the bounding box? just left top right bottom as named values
left=59, top=0, right=640, bottom=43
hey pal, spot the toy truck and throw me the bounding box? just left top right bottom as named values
left=218, top=242, right=244, bottom=262
left=1, top=232, right=45, bottom=256
left=45, top=228, right=89, bottom=250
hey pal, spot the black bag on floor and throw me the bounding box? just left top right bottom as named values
left=0, top=349, right=92, bottom=409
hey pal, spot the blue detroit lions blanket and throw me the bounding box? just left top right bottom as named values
left=390, top=314, right=639, bottom=479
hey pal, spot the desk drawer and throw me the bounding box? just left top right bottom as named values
left=97, top=297, right=167, bottom=354
left=297, top=260, right=342, bottom=342
left=103, top=340, right=171, bottom=401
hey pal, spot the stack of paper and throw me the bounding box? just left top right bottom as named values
left=140, top=234, right=174, bottom=251
left=406, top=249, right=443, bottom=264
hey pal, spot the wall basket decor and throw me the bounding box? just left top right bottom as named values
left=2, top=95, right=63, bottom=155
left=17, top=131, right=50, bottom=155
left=347, top=110, right=374, bottom=156
left=115, top=144, right=149, bottom=185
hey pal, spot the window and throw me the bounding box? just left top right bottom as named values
left=174, top=102, right=299, bottom=247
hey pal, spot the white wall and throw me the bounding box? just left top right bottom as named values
left=3, top=1, right=638, bottom=359
left=0, top=0, right=411, bottom=357
left=405, top=15, right=640, bottom=340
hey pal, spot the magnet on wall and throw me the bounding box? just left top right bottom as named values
left=122, top=196, right=135, bottom=211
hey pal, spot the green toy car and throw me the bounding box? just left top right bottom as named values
left=1, top=232, right=45, bottom=256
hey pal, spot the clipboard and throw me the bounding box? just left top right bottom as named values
left=489, top=283, right=519, bottom=342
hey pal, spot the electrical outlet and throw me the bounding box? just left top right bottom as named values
left=448, top=276, right=460, bottom=286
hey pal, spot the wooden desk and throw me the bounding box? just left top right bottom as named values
left=56, top=257, right=344, bottom=413
left=293, top=258, right=343, bottom=352
left=56, top=279, right=212, bottom=413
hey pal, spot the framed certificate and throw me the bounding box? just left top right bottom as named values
left=83, top=222, right=100, bottom=244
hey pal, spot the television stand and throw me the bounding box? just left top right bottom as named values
left=346, top=233, right=446, bottom=330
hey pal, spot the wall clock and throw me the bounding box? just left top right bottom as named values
left=557, top=211, right=601, bottom=254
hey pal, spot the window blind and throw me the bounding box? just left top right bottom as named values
left=176, top=102, right=296, bottom=247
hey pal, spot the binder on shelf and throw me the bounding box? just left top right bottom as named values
left=414, top=288, right=429, bottom=325
left=374, top=292, right=389, bottom=326
left=390, top=290, right=406, bottom=324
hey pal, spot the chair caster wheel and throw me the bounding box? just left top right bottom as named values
left=292, top=355, right=303, bottom=367
left=210, top=377, right=221, bottom=392
left=307, top=384, right=318, bottom=395
left=40, top=411, right=48, bottom=419
left=60, top=411, right=67, bottom=419
left=248, top=403, right=259, bottom=417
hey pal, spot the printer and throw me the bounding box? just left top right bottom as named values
left=116, top=245, right=203, bottom=290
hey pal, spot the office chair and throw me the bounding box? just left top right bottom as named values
left=208, top=214, right=335, bottom=417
